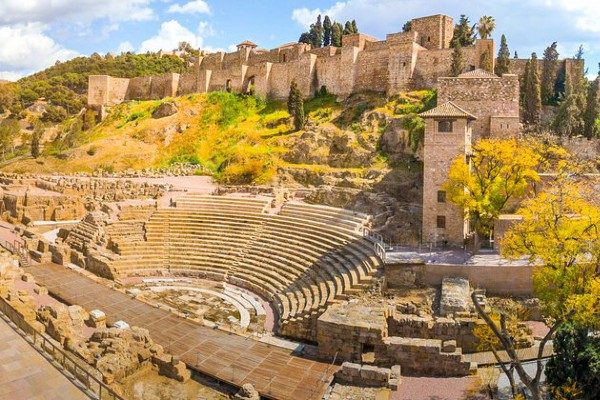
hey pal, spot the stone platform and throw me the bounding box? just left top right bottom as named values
left=0, top=316, right=90, bottom=400
left=27, top=262, right=335, bottom=400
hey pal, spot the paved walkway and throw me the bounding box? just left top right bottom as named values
left=0, top=317, right=90, bottom=400
left=27, top=262, right=335, bottom=400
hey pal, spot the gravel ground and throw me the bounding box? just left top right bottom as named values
left=392, top=375, right=485, bottom=400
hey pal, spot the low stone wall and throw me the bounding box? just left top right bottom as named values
left=386, top=263, right=534, bottom=295
left=335, top=362, right=400, bottom=390
left=375, top=337, right=475, bottom=376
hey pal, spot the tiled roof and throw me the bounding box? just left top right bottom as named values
left=458, top=68, right=498, bottom=78
left=237, top=40, right=257, bottom=48
left=419, top=101, right=477, bottom=119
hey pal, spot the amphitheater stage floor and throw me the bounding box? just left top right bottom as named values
left=27, top=263, right=335, bottom=400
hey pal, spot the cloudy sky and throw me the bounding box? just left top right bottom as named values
left=1, top=0, right=599, bottom=80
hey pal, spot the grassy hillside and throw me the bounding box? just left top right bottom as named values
left=2, top=90, right=435, bottom=185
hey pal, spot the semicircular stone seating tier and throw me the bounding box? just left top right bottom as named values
left=110, top=195, right=383, bottom=339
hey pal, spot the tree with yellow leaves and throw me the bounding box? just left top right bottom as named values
left=443, top=138, right=542, bottom=242
left=473, top=172, right=600, bottom=400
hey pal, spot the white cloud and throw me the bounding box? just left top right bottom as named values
left=117, top=41, right=135, bottom=54
left=168, top=0, right=210, bottom=15
left=538, top=0, right=600, bottom=33
left=139, top=20, right=202, bottom=53
left=0, top=23, right=78, bottom=79
left=0, top=0, right=155, bottom=25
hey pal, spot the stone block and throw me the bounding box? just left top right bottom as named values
left=34, top=286, right=48, bottom=295
left=21, top=273, right=34, bottom=282
left=442, top=340, right=457, bottom=353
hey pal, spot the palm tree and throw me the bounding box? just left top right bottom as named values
left=477, top=16, right=496, bottom=40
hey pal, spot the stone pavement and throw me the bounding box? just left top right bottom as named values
left=0, top=317, right=90, bottom=400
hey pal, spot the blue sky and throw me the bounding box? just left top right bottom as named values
left=1, top=0, right=599, bottom=80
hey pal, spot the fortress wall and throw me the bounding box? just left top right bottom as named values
left=267, top=55, right=316, bottom=99
left=88, top=75, right=109, bottom=106
left=201, top=52, right=225, bottom=70
left=127, top=76, right=152, bottom=101
left=178, top=71, right=199, bottom=95
left=222, top=52, right=244, bottom=69
left=246, top=63, right=272, bottom=98
left=148, top=73, right=179, bottom=99
left=355, top=47, right=389, bottom=93
left=207, top=69, right=232, bottom=92
left=438, top=74, right=519, bottom=138
left=308, top=46, right=338, bottom=58
left=342, top=33, right=378, bottom=50
left=411, top=14, right=454, bottom=50
left=107, top=77, right=130, bottom=106
left=315, top=54, right=343, bottom=94
left=490, top=116, right=520, bottom=138
left=250, top=51, right=279, bottom=64
left=413, top=47, right=476, bottom=89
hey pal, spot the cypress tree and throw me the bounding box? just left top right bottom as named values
left=309, top=15, right=323, bottom=48
left=288, top=80, right=304, bottom=131
left=351, top=20, right=358, bottom=34
left=583, top=74, right=600, bottom=139
left=555, top=69, right=587, bottom=137
left=514, top=51, right=518, bottom=59
left=495, top=34, right=510, bottom=76
left=343, top=21, right=353, bottom=35
left=479, top=49, right=492, bottom=73
left=450, top=41, right=465, bottom=77
left=574, top=45, right=584, bottom=60
left=451, top=15, right=476, bottom=47
left=31, top=125, right=41, bottom=158
left=331, top=23, right=343, bottom=47
left=323, top=16, right=332, bottom=47
left=541, top=42, right=559, bottom=105
left=523, top=52, right=542, bottom=129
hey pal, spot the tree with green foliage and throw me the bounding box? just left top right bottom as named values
left=450, top=41, right=465, bottom=77
left=287, top=80, right=304, bottom=131
left=541, top=42, right=560, bottom=105
left=31, top=121, right=42, bottom=158
left=443, top=138, right=542, bottom=240
left=554, top=71, right=587, bottom=137
left=514, top=51, right=519, bottom=59
left=343, top=21, right=354, bottom=35
left=331, top=22, right=343, bottom=47
left=309, top=15, right=324, bottom=48
left=41, top=105, right=67, bottom=123
left=0, top=119, right=20, bottom=158
left=574, top=45, right=584, bottom=60
left=479, top=49, right=493, bottom=73
left=451, top=15, right=476, bottom=47
left=583, top=67, right=600, bottom=139
left=523, top=53, right=542, bottom=129
left=402, top=21, right=412, bottom=32
left=323, top=16, right=332, bottom=47
left=0, top=82, right=16, bottom=114
left=495, top=34, right=510, bottom=76
left=472, top=158, right=600, bottom=400
left=546, top=322, right=600, bottom=399
left=477, top=15, right=496, bottom=39
left=298, top=32, right=311, bottom=45
left=351, top=20, right=358, bottom=34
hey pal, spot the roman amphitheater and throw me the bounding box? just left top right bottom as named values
left=0, top=12, right=589, bottom=400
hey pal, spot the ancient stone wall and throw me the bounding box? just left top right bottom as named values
left=385, top=262, right=535, bottom=295
left=437, top=74, right=519, bottom=139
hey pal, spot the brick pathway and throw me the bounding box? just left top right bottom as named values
left=0, top=317, right=90, bottom=400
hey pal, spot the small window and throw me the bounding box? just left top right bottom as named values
left=438, top=120, right=453, bottom=132
left=427, top=36, right=431, bottom=42
left=437, top=190, right=446, bottom=203
left=282, top=54, right=287, bottom=62
left=402, top=61, right=407, bottom=67
left=437, top=215, right=446, bottom=229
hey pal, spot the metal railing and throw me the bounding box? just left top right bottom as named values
left=0, top=297, right=124, bottom=400
left=0, top=238, right=32, bottom=267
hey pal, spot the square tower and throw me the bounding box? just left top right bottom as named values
left=420, top=102, right=476, bottom=247
left=410, top=15, right=454, bottom=50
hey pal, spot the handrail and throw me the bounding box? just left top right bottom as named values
left=0, top=296, right=124, bottom=400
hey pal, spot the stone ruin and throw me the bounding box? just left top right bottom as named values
left=316, top=277, right=534, bottom=377
left=0, top=256, right=190, bottom=386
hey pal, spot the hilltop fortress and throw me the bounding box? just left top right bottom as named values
left=88, top=14, right=580, bottom=109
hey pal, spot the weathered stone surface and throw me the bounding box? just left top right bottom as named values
left=233, top=383, right=260, bottom=400
left=152, top=102, right=178, bottom=119
left=439, top=277, right=471, bottom=317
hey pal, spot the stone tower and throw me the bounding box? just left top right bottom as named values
left=420, top=102, right=476, bottom=247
